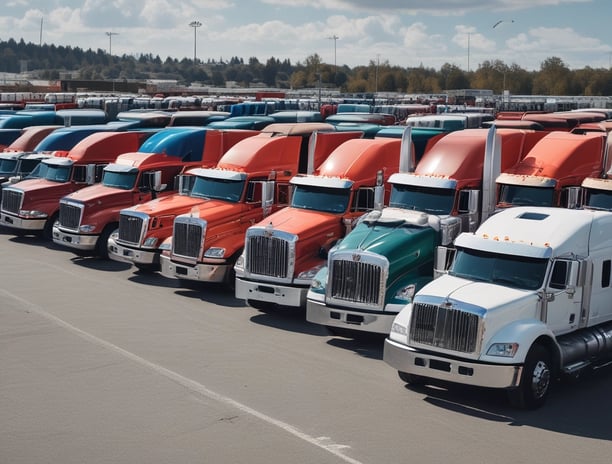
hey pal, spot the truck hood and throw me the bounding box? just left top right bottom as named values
left=8, top=177, right=66, bottom=194
left=63, top=184, right=128, bottom=203
left=6, top=178, right=74, bottom=209
left=126, top=194, right=204, bottom=216
left=416, top=274, right=536, bottom=315
left=263, top=207, right=342, bottom=238
left=332, top=208, right=438, bottom=297
left=258, top=206, right=348, bottom=274
left=190, top=199, right=246, bottom=222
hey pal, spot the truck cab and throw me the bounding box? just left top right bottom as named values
left=234, top=128, right=419, bottom=310
left=306, top=128, right=547, bottom=335
left=496, top=131, right=608, bottom=210
left=1, top=131, right=148, bottom=238
left=384, top=206, right=612, bottom=409
left=157, top=123, right=360, bottom=287
left=52, top=128, right=259, bottom=259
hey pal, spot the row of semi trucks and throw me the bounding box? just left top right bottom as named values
left=2, top=109, right=612, bottom=410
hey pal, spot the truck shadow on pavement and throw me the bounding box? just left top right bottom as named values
left=402, top=365, right=612, bottom=440
left=249, top=308, right=328, bottom=336
left=325, top=333, right=386, bottom=360
left=171, top=282, right=247, bottom=308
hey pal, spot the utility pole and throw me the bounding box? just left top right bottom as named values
left=467, top=32, right=472, bottom=73
left=189, top=20, right=203, bottom=63
left=328, top=34, right=339, bottom=85
left=106, top=32, right=118, bottom=55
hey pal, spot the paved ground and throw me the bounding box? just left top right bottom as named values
left=1, top=229, right=611, bottom=464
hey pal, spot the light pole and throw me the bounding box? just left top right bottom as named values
left=328, top=34, right=339, bottom=85
left=189, top=20, right=202, bottom=63
left=467, top=32, right=472, bottom=73
left=106, top=31, right=118, bottom=55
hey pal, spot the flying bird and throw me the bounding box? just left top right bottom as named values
left=493, top=19, right=515, bottom=28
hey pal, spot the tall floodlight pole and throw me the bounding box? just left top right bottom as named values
left=189, top=20, right=202, bottom=63
left=106, top=32, right=118, bottom=55
left=328, top=34, right=339, bottom=85
left=467, top=32, right=472, bottom=73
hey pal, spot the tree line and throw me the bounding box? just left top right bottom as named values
left=1, top=38, right=612, bottom=96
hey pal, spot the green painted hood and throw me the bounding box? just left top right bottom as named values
left=332, top=207, right=439, bottom=300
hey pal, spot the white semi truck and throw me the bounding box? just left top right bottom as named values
left=384, top=206, right=612, bottom=409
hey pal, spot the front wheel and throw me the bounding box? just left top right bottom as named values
left=42, top=212, right=59, bottom=240
left=507, top=344, right=552, bottom=409
left=96, top=225, right=117, bottom=259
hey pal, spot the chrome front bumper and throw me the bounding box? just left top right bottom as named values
left=306, top=297, right=397, bottom=334
left=107, top=236, right=158, bottom=266
left=235, top=277, right=307, bottom=307
left=383, top=338, right=523, bottom=389
left=159, top=254, right=230, bottom=282
left=0, top=213, right=46, bottom=231
left=52, top=226, right=99, bottom=251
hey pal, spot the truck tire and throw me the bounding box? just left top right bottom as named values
left=42, top=212, right=59, bottom=240
left=398, top=371, right=426, bottom=386
left=507, top=344, right=552, bottom=409
left=96, top=225, right=117, bottom=259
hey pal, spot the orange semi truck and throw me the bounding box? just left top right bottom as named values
left=153, top=123, right=362, bottom=287
left=109, top=123, right=361, bottom=275
left=1, top=131, right=148, bottom=238
left=52, top=128, right=259, bottom=258
left=495, top=131, right=609, bottom=210
left=233, top=130, right=416, bottom=310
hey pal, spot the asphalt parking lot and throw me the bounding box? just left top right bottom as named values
left=1, top=228, right=611, bottom=464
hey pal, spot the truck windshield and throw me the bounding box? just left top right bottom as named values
left=450, top=246, right=548, bottom=290
left=26, top=162, right=49, bottom=179
left=102, top=171, right=137, bottom=190
left=43, top=164, right=71, bottom=183
left=291, top=185, right=350, bottom=213
left=497, top=184, right=554, bottom=207
left=584, top=189, right=612, bottom=211
left=190, top=176, right=244, bottom=202
left=0, top=159, right=17, bottom=174
left=389, top=184, right=455, bottom=215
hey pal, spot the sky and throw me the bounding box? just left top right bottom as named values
left=2, top=0, right=611, bottom=72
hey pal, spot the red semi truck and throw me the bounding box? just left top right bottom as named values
left=152, top=123, right=362, bottom=286
left=234, top=129, right=417, bottom=310
left=1, top=131, right=149, bottom=238
left=52, top=128, right=260, bottom=258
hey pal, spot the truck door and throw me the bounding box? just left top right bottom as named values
left=543, top=259, right=582, bottom=335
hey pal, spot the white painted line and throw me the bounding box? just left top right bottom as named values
left=1, top=289, right=364, bottom=464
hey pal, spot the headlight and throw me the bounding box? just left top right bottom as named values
left=390, top=322, right=408, bottom=336
left=204, top=247, right=225, bottom=258
left=19, top=209, right=47, bottom=219
left=158, top=242, right=171, bottom=251
left=486, top=343, right=519, bottom=357
left=394, top=284, right=416, bottom=302
left=234, top=254, right=244, bottom=272
left=142, top=237, right=158, bottom=248
left=297, top=264, right=324, bottom=281
left=79, top=225, right=96, bottom=233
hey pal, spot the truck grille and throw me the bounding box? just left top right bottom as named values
left=329, top=260, right=383, bottom=306
left=409, top=302, right=480, bottom=353
left=172, top=218, right=205, bottom=259
left=58, top=202, right=83, bottom=230
left=246, top=235, right=290, bottom=278
left=118, top=212, right=145, bottom=245
left=1, top=189, right=23, bottom=214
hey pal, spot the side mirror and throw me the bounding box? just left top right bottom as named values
left=434, top=246, right=456, bottom=278
left=85, top=164, right=96, bottom=185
